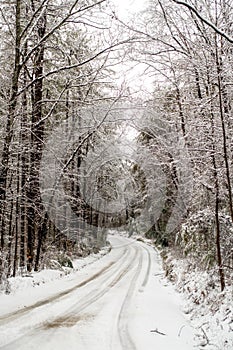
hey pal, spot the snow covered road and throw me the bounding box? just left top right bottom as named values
left=0, top=235, right=196, bottom=350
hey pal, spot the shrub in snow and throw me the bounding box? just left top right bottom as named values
left=176, top=208, right=233, bottom=270
left=161, top=249, right=233, bottom=350
left=57, top=255, right=73, bottom=268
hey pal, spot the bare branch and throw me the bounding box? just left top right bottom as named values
left=172, top=0, right=233, bottom=43
left=21, top=0, right=107, bottom=67
left=113, top=14, right=188, bottom=56
left=20, top=0, right=49, bottom=42
left=17, top=38, right=137, bottom=96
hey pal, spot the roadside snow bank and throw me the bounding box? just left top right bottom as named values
left=1, top=245, right=111, bottom=295
left=162, top=252, right=233, bottom=350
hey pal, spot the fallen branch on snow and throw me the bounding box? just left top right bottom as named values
left=150, top=328, right=166, bottom=336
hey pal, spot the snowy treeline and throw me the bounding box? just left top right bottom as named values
left=0, top=0, right=233, bottom=299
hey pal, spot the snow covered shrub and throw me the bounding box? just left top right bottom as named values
left=176, top=209, right=215, bottom=266
left=57, top=255, right=73, bottom=268
left=176, top=209, right=233, bottom=270
left=160, top=250, right=178, bottom=282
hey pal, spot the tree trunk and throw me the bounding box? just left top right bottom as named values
left=27, top=1, right=47, bottom=271
left=215, top=41, right=233, bottom=222
left=0, top=0, right=22, bottom=280
left=210, top=81, right=225, bottom=291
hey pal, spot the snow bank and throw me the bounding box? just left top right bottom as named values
left=1, top=245, right=111, bottom=296
left=162, top=252, right=233, bottom=350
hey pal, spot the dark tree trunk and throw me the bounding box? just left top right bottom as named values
left=27, top=1, right=47, bottom=271
left=0, top=0, right=22, bottom=280
left=209, top=80, right=225, bottom=291
left=215, top=37, right=233, bottom=222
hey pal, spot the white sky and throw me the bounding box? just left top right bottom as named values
left=111, top=0, right=146, bottom=18
left=110, top=0, right=154, bottom=97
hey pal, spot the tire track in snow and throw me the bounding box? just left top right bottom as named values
left=0, top=246, right=129, bottom=326
left=0, top=241, right=140, bottom=349
left=117, top=243, right=151, bottom=350
left=41, top=244, right=140, bottom=330
left=141, top=244, right=151, bottom=288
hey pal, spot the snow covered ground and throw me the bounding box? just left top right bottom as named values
left=162, top=253, right=233, bottom=350
left=1, top=245, right=111, bottom=296
left=0, top=235, right=197, bottom=350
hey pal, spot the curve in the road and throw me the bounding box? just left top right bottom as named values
left=0, top=246, right=129, bottom=326
left=0, top=237, right=145, bottom=349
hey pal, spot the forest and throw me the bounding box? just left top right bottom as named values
left=0, top=0, right=232, bottom=300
